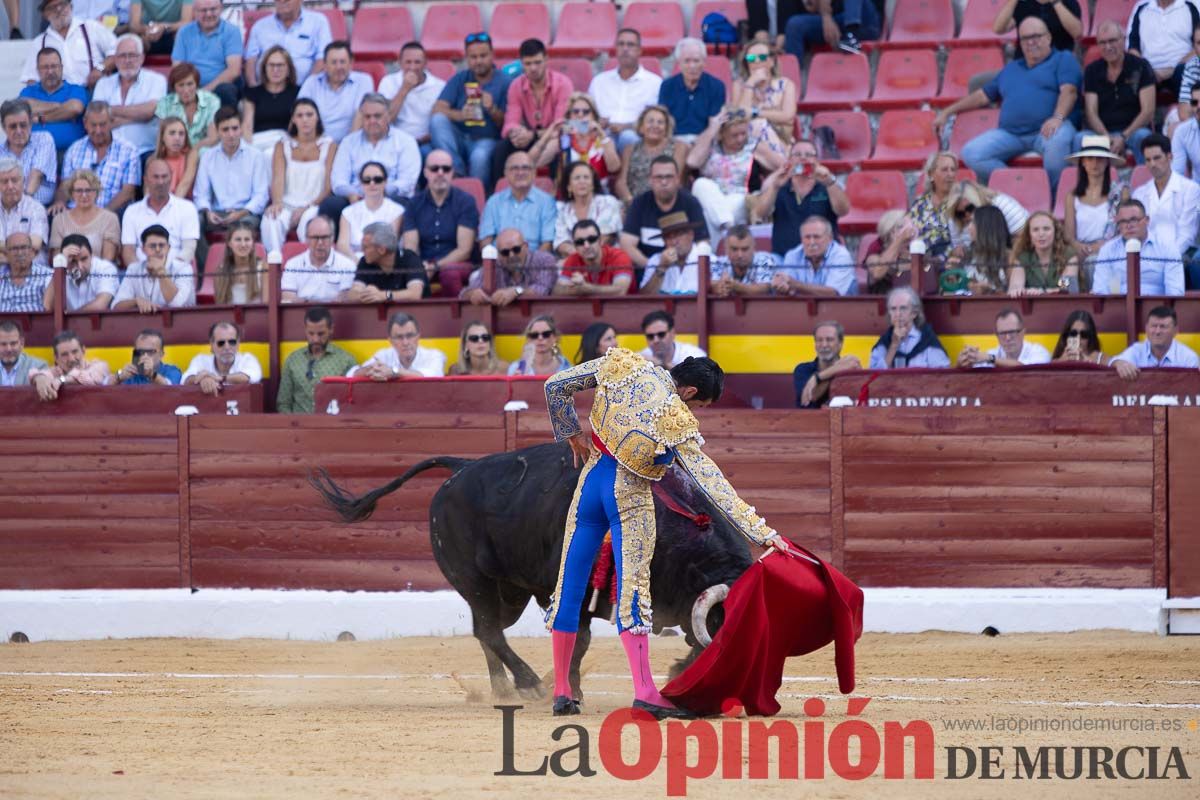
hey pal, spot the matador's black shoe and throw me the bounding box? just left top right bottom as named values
left=553, top=695, right=581, bottom=716
left=632, top=699, right=695, bottom=720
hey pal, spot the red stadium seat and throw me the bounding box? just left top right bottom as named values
left=349, top=5, right=415, bottom=61
left=640, top=56, right=663, bottom=76
left=1130, top=164, right=1152, bottom=189
left=988, top=168, right=1051, bottom=212
left=282, top=241, right=307, bottom=263
left=548, top=58, right=594, bottom=92
left=426, top=60, right=458, bottom=82
left=778, top=53, right=802, bottom=99
left=934, top=47, right=1005, bottom=107
left=840, top=171, right=909, bottom=234
left=550, top=2, right=617, bottom=57
left=810, top=111, right=872, bottom=172
left=621, top=3, right=685, bottom=57
left=881, top=0, right=955, bottom=49
left=856, top=233, right=879, bottom=265
left=863, top=49, right=938, bottom=111
left=242, top=8, right=267, bottom=43
left=690, top=2, right=748, bottom=43
left=357, top=61, right=387, bottom=91
left=453, top=177, right=486, bottom=215
left=490, top=3, right=551, bottom=59
left=865, top=110, right=939, bottom=170
left=1052, top=165, right=1119, bottom=217
left=1091, top=0, right=1139, bottom=33
left=316, top=8, right=347, bottom=41
left=957, top=0, right=1008, bottom=46
left=421, top=4, right=483, bottom=60
left=949, top=108, right=999, bottom=153
left=914, top=167, right=977, bottom=194
left=797, top=52, right=870, bottom=112
left=145, top=62, right=171, bottom=80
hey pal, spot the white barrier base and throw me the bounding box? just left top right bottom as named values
left=0, top=587, right=1172, bottom=642
left=1164, top=597, right=1200, bottom=634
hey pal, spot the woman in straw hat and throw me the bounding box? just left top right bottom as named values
left=1063, top=134, right=1128, bottom=290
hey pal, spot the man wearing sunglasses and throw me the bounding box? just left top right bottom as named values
left=460, top=227, right=556, bottom=305
left=430, top=31, right=511, bottom=190
left=554, top=218, right=634, bottom=296
left=401, top=150, right=479, bottom=291
left=639, top=309, right=706, bottom=368
left=182, top=321, right=263, bottom=396
left=112, top=328, right=181, bottom=385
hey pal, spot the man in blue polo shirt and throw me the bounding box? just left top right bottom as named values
left=933, top=16, right=1080, bottom=194
left=401, top=150, right=479, bottom=287
left=243, top=0, right=331, bottom=87
left=429, top=32, right=510, bottom=191
left=657, top=38, right=725, bottom=140
left=19, top=47, right=86, bottom=153
left=171, top=0, right=242, bottom=107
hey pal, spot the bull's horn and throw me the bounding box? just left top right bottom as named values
left=691, top=584, right=730, bottom=648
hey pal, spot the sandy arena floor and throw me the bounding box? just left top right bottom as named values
left=1, top=631, right=1198, bottom=799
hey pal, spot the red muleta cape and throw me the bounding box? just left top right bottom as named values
left=662, top=540, right=864, bottom=716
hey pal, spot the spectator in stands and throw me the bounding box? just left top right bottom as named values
left=0, top=319, right=48, bottom=387
left=1009, top=211, right=1080, bottom=294
left=1078, top=21, right=1156, bottom=164
left=498, top=38, right=572, bottom=178
left=279, top=215, right=356, bottom=303
left=429, top=32, right=511, bottom=191
left=869, top=286, right=951, bottom=369
left=944, top=179, right=1031, bottom=249
left=337, top=162, right=404, bottom=260
left=194, top=107, right=270, bottom=271
left=794, top=320, right=861, bottom=409
left=182, top=321, right=262, bottom=394
left=613, top=104, right=687, bottom=204
left=1173, top=82, right=1200, bottom=175
left=780, top=1, right=882, bottom=60
left=1112, top=305, right=1200, bottom=380
left=555, top=218, right=634, bottom=296
left=261, top=99, right=334, bottom=253
left=401, top=150, right=479, bottom=288
left=945, top=205, right=1012, bottom=295
left=241, top=45, right=299, bottom=152
left=29, top=330, right=112, bottom=400
left=529, top=92, right=621, bottom=180
left=114, top=224, right=195, bottom=310
left=640, top=309, right=706, bottom=368
left=154, top=116, right=197, bottom=197
left=1063, top=136, right=1127, bottom=269
left=276, top=306, right=357, bottom=413
left=55, top=102, right=141, bottom=215
left=461, top=228, right=556, bottom=305
left=0, top=233, right=51, bottom=312
left=552, top=162, right=623, bottom=260
left=620, top=155, right=709, bottom=271
left=49, top=170, right=120, bottom=262
left=19, top=47, right=86, bottom=153
left=509, top=314, right=570, bottom=377
left=129, top=0, right=191, bottom=56
left=59, top=233, right=118, bottom=310
left=1095, top=199, right=1186, bottom=295
left=244, top=0, right=331, bottom=87
left=865, top=210, right=918, bottom=295
left=351, top=312, right=445, bottom=380
left=1132, top=133, right=1200, bottom=261
left=112, top=328, right=181, bottom=384
left=775, top=215, right=856, bottom=296
left=21, top=0, right=116, bottom=89
left=323, top=94, right=420, bottom=232
left=730, top=39, right=795, bottom=158
left=155, top=62, right=218, bottom=147
left=908, top=151, right=961, bottom=257
left=658, top=38, right=725, bottom=140
left=171, top=0, right=242, bottom=108
left=1127, top=0, right=1199, bottom=94
left=0, top=159, right=49, bottom=260
left=0, top=99, right=57, bottom=206
left=1177, top=26, right=1200, bottom=128
left=993, top=0, right=1082, bottom=53
left=575, top=321, right=618, bottom=364
left=958, top=308, right=1052, bottom=367
left=448, top=320, right=508, bottom=376
left=479, top=151, right=556, bottom=250
left=120, top=157, right=198, bottom=266
left=1052, top=309, right=1106, bottom=363
left=380, top=42, right=446, bottom=159
left=688, top=106, right=783, bottom=242
left=753, top=138, right=849, bottom=258
left=934, top=17, right=1080, bottom=194
left=297, top=41, right=372, bottom=143
left=710, top=224, right=777, bottom=296
left=641, top=211, right=703, bottom=295
left=345, top=221, right=426, bottom=303
left=589, top=28, right=662, bottom=153
left=91, top=33, right=165, bottom=158
left=213, top=219, right=266, bottom=304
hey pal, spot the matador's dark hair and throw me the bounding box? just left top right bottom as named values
left=671, top=356, right=724, bottom=402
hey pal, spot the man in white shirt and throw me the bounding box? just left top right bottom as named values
left=90, top=33, right=165, bottom=156
left=59, top=233, right=117, bottom=310
left=1126, top=0, right=1200, bottom=88
left=350, top=312, right=446, bottom=379
left=1131, top=133, right=1200, bottom=256
left=588, top=28, right=662, bottom=153
left=1094, top=199, right=1186, bottom=295
left=1112, top=305, right=1200, bottom=380
left=638, top=309, right=706, bottom=368
left=112, top=223, right=195, bottom=310
left=958, top=308, right=1053, bottom=367
left=21, top=0, right=116, bottom=88
left=379, top=41, right=446, bottom=158
left=639, top=211, right=701, bottom=295
left=121, top=157, right=199, bottom=266
left=280, top=215, right=356, bottom=302
left=182, top=321, right=263, bottom=395
left=775, top=215, right=857, bottom=296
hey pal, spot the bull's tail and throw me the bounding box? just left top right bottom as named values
left=310, top=456, right=474, bottom=523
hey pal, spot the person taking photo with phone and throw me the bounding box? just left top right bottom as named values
left=752, top=137, right=849, bottom=259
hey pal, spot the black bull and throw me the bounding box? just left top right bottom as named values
left=311, top=442, right=756, bottom=700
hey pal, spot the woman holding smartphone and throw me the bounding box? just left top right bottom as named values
left=529, top=93, right=620, bottom=179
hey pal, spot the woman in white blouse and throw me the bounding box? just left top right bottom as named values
left=261, top=99, right=336, bottom=253
left=336, top=161, right=404, bottom=260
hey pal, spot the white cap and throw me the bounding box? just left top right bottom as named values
left=481, top=244, right=498, bottom=260
left=908, top=238, right=927, bottom=256
left=267, top=249, right=283, bottom=264
left=828, top=396, right=855, bottom=408
left=1124, top=238, right=1142, bottom=254
left=52, top=253, right=67, bottom=269
left=694, top=241, right=712, bottom=258
left=173, top=405, right=200, bottom=416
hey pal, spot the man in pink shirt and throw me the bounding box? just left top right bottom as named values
left=29, top=329, right=111, bottom=401
left=496, top=38, right=571, bottom=180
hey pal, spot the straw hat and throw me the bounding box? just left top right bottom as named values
left=1066, top=135, right=1124, bottom=162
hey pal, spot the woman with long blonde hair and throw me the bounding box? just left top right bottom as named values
left=448, top=321, right=508, bottom=375
left=213, top=220, right=268, bottom=305
left=1009, top=211, right=1080, bottom=295
left=153, top=115, right=198, bottom=197
left=508, top=315, right=571, bottom=376
left=529, top=92, right=621, bottom=178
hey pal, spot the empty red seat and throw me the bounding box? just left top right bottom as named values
left=282, top=241, right=307, bottom=263
left=935, top=47, right=1004, bottom=107
left=420, top=4, right=484, bottom=60
left=550, top=2, right=617, bottom=57
left=453, top=177, right=486, bottom=215
left=810, top=111, right=872, bottom=172
left=863, top=49, right=938, bottom=110
left=621, top=3, right=685, bottom=56
left=426, top=60, right=457, bottom=82
left=357, top=61, right=387, bottom=91
left=1052, top=165, right=1119, bottom=217
left=881, top=0, right=955, bottom=49
left=1091, top=0, right=1139, bottom=33
left=797, top=52, right=870, bottom=112
left=949, top=108, right=998, bottom=153
left=988, top=168, right=1051, bottom=213
left=1130, top=164, right=1152, bottom=189
left=866, top=110, right=939, bottom=170
left=490, top=3, right=552, bottom=59
left=317, top=8, right=347, bottom=40
left=350, top=5, right=414, bottom=61
left=778, top=53, right=802, bottom=96
left=957, top=0, right=1008, bottom=46
left=841, top=171, right=909, bottom=234
left=690, top=2, right=748, bottom=40
left=548, top=58, right=594, bottom=92
left=640, top=56, right=663, bottom=76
